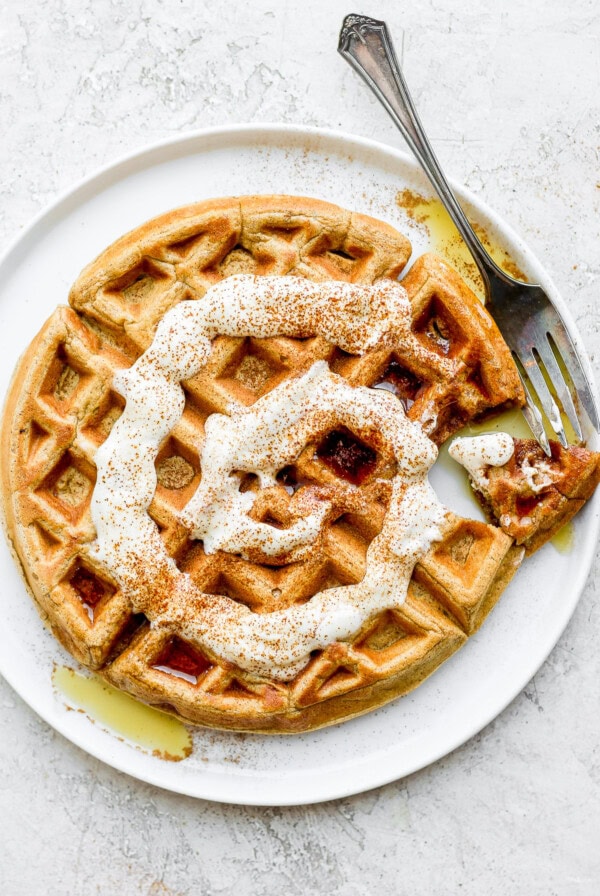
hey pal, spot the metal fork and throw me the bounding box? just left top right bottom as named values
left=338, top=14, right=599, bottom=453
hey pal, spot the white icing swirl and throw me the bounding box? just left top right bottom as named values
left=90, top=275, right=447, bottom=680
left=449, top=433, right=515, bottom=489
left=182, top=360, right=436, bottom=560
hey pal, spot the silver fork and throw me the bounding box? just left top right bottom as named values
left=338, top=14, right=599, bottom=453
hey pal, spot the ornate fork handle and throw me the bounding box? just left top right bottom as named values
left=338, top=14, right=516, bottom=298
left=339, top=13, right=600, bottom=448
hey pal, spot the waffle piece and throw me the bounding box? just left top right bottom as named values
left=457, top=437, right=600, bottom=554
left=400, top=254, right=524, bottom=443
left=1, top=195, right=526, bottom=733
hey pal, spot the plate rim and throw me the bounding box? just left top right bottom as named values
left=0, top=122, right=598, bottom=806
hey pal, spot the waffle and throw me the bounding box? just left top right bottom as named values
left=1, top=195, right=527, bottom=733
left=463, top=438, right=600, bottom=555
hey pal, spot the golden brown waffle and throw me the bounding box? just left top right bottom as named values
left=66, top=196, right=524, bottom=444
left=368, top=252, right=525, bottom=444
left=1, top=195, right=526, bottom=733
left=466, top=438, right=600, bottom=555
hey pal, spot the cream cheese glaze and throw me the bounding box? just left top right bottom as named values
left=449, top=433, right=514, bottom=489
left=90, top=275, right=448, bottom=680
left=181, top=360, right=438, bottom=561
left=519, top=457, right=555, bottom=493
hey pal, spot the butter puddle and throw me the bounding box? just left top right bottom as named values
left=436, top=407, right=574, bottom=553
left=52, top=665, right=192, bottom=761
left=397, top=189, right=526, bottom=301
left=549, top=520, right=575, bottom=554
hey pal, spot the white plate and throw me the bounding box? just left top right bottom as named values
left=0, top=124, right=598, bottom=806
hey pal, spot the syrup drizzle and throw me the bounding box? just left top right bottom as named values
left=316, top=427, right=378, bottom=485
left=52, top=665, right=193, bottom=761
left=276, top=465, right=304, bottom=494
left=152, top=638, right=212, bottom=684
left=70, top=567, right=113, bottom=621
left=372, top=359, right=424, bottom=410
left=396, top=190, right=526, bottom=301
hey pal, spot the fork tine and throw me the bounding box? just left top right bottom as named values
left=534, top=338, right=583, bottom=442
left=516, top=371, right=551, bottom=456
left=516, top=349, right=568, bottom=447
left=545, top=327, right=600, bottom=432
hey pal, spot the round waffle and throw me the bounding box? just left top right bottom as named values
left=1, top=195, right=525, bottom=733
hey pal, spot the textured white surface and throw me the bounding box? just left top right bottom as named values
left=1, top=1, right=599, bottom=893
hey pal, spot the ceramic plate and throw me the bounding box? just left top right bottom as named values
left=0, top=125, right=598, bottom=805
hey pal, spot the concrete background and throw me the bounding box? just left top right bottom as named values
left=1, top=1, right=599, bottom=893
